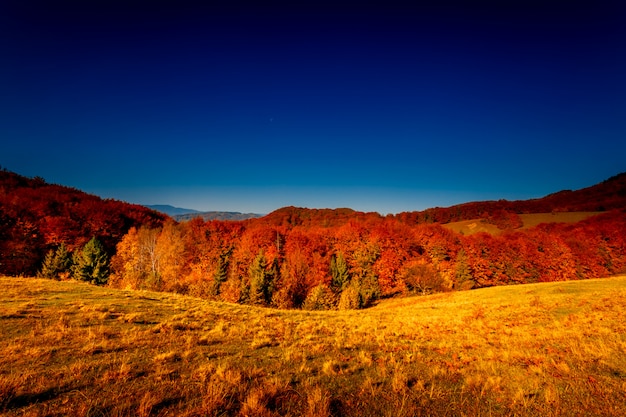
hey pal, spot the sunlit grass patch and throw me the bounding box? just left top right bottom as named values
left=1, top=275, right=625, bottom=416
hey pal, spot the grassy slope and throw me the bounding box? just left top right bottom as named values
left=443, top=212, right=601, bottom=235
left=1, top=275, right=625, bottom=416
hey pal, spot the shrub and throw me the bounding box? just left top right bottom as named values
left=302, top=284, right=335, bottom=310
left=402, top=262, right=446, bottom=295
left=337, top=282, right=361, bottom=310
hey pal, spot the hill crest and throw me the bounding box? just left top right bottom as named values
left=0, top=169, right=167, bottom=276
left=254, top=172, right=626, bottom=227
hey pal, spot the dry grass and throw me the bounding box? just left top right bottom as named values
left=443, top=212, right=601, bottom=235
left=1, top=274, right=625, bottom=416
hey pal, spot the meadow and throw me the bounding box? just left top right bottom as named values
left=1, top=275, right=625, bottom=416
left=442, top=212, right=601, bottom=235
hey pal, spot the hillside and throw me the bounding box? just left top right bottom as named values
left=443, top=212, right=603, bottom=235
left=1, top=275, right=625, bottom=416
left=251, top=173, right=626, bottom=229
left=0, top=169, right=166, bottom=276
left=257, top=206, right=380, bottom=227
left=395, top=172, right=626, bottom=225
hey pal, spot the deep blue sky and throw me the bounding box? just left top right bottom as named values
left=2, top=1, right=625, bottom=214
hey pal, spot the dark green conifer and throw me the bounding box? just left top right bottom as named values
left=39, top=243, right=72, bottom=279
left=454, top=249, right=474, bottom=290
left=72, top=238, right=109, bottom=285
left=248, top=250, right=270, bottom=305
left=211, top=251, right=230, bottom=296
left=330, top=252, right=350, bottom=291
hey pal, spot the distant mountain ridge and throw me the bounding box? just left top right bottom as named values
left=172, top=211, right=263, bottom=222
left=146, top=205, right=262, bottom=221
left=145, top=205, right=200, bottom=216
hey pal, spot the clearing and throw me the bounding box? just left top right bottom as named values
left=443, top=211, right=602, bottom=235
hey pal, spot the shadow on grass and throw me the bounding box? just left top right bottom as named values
left=4, top=386, right=62, bottom=410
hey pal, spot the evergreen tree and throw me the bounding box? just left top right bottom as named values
left=330, top=252, right=350, bottom=291
left=352, top=244, right=381, bottom=307
left=248, top=250, right=270, bottom=305
left=454, top=249, right=474, bottom=290
left=39, top=243, right=72, bottom=279
left=266, top=258, right=279, bottom=303
left=211, top=251, right=230, bottom=297
left=357, top=271, right=381, bottom=308
left=40, top=250, right=57, bottom=279
left=72, top=237, right=109, bottom=285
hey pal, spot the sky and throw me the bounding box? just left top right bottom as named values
left=2, top=1, right=625, bottom=214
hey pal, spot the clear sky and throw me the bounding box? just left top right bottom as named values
left=2, top=1, right=625, bottom=214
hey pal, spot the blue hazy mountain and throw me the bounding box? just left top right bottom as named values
left=146, top=205, right=262, bottom=221
left=145, top=205, right=200, bottom=216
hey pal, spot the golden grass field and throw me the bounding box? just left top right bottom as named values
left=443, top=212, right=601, bottom=235
left=1, top=274, right=625, bottom=416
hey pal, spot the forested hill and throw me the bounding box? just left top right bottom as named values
left=0, top=169, right=166, bottom=276
left=257, top=206, right=380, bottom=227
left=253, top=173, right=626, bottom=228
left=394, top=172, right=626, bottom=225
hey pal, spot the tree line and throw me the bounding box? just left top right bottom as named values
left=99, top=210, right=625, bottom=309
left=39, top=237, right=109, bottom=285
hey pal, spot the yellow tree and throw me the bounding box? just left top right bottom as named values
left=109, top=226, right=160, bottom=290
left=155, top=221, right=185, bottom=293
left=109, top=227, right=142, bottom=289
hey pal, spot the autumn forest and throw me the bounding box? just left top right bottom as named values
left=1, top=169, right=625, bottom=310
